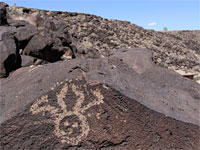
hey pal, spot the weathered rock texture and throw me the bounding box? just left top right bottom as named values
left=0, top=3, right=200, bottom=150
left=1, top=49, right=199, bottom=149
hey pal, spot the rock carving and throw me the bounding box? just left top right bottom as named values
left=30, top=81, right=104, bottom=145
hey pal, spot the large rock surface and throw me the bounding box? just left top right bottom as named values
left=1, top=49, right=199, bottom=149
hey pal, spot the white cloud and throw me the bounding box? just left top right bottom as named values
left=148, top=22, right=157, bottom=26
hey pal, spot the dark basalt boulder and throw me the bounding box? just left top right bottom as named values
left=0, top=2, right=8, bottom=25
left=22, top=30, right=74, bottom=62
left=0, top=3, right=76, bottom=67
left=0, top=26, right=21, bottom=77
left=1, top=49, right=199, bottom=149
left=15, top=23, right=38, bottom=50
left=21, top=55, right=49, bottom=67
left=7, top=19, right=30, bottom=28
left=20, top=55, right=36, bottom=67
left=109, top=48, right=155, bottom=74
left=18, top=17, right=75, bottom=62
left=22, top=32, right=54, bottom=61
left=52, top=19, right=73, bottom=45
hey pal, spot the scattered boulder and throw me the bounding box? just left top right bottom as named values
left=60, top=46, right=75, bottom=60
left=75, top=47, right=101, bottom=59
left=23, top=32, right=61, bottom=62
left=110, top=48, right=155, bottom=74
left=15, top=23, right=38, bottom=49
left=7, top=7, right=40, bottom=27
left=52, top=19, right=68, bottom=32
left=4, top=5, right=76, bottom=64
left=53, top=30, right=72, bottom=46
left=0, top=2, right=8, bottom=25
left=20, top=55, right=35, bottom=67
left=21, top=55, right=48, bottom=67
left=7, top=19, right=29, bottom=28
left=22, top=28, right=75, bottom=62
left=0, top=26, right=21, bottom=77
left=175, top=69, right=196, bottom=80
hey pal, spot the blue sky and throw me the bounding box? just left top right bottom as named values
left=3, top=0, right=200, bottom=31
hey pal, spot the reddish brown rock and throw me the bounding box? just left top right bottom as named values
left=1, top=77, right=199, bottom=150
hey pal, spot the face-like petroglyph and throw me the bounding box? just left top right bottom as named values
left=30, top=79, right=104, bottom=145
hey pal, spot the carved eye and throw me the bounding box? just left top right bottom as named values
left=59, top=115, right=83, bottom=137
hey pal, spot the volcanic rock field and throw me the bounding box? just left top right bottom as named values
left=0, top=2, right=200, bottom=150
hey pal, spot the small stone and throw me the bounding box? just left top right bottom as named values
left=157, top=58, right=162, bottom=63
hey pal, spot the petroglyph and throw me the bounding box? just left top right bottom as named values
left=29, top=65, right=41, bottom=72
left=30, top=80, right=104, bottom=145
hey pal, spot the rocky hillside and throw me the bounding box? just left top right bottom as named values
left=6, top=5, right=200, bottom=74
